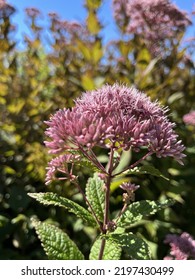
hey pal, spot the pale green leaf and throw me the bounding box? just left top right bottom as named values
left=117, top=199, right=174, bottom=227
left=108, top=233, right=151, bottom=260
left=126, top=165, right=169, bottom=181
left=85, top=173, right=105, bottom=222
left=86, top=0, right=102, bottom=9
left=87, top=11, right=101, bottom=35
left=28, top=192, right=96, bottom=227
left=32, top=219, right=84, bottom=260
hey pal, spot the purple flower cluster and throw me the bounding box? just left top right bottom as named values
left=25, top=7, right=41, bottom=18
left=0, top=0, right=15, bottom=18
left=120, top=182, right=140, bottom=203
left=45, top=84, right=185, bottom=182
left=164, top=232, right=195, bottom=260
left=112, top=0, right=191, bottom=42
left=183, top=111, right=195, bottom=126
left=48, top=12, right=87, bottom=42
left=45, top=154, right=81, bottom=185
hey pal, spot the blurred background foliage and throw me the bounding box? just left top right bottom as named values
left=0, top=0, right=195, bottom=259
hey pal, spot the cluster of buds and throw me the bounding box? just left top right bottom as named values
left=120, top=182, right=140, bottom=204
left=45, top=84, right=185, bottom=178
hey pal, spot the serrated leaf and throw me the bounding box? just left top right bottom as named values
left=89, top=237, right=121, bottom=260
left=117, top=199, right=174, bottom=227
left=32, top=219, right=84, bottom=260
left=28, top=192, right=96, bottom=227
left=85, top=173, right=105, bottom=222
left=108, top=233, right=151, bottom=260
left=126, top=165, right=169, bottom=181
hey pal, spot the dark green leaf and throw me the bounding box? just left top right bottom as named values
left=117, top=199, right=174, bottom=227
left=28, top=192, right=96, bottom=227
left=85, top=173, right=105, bottom=222
left=108, top=233, right=151, bottom=260
left=32, top=219, right=84, bottom=260
left=126, top=165, right=169, bottom=181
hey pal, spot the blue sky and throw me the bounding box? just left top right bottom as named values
left=8, top=0, right=195, bottom=46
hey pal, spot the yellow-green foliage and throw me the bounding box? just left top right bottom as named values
left=0, top=0, right=195, bottom=259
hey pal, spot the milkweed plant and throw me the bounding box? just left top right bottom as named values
left=29, top=84, right=185, bottom=260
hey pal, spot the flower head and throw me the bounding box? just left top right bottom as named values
left=164, top=232, right=195, bottom=260
left=183, top=111, right=195, bottom=126
left=112, top=0, right=191, bottom=53
left=0, top=0, right=15, bottom=18
left=120, top=182, right=140, bottom=203
left=45, top=84, right=185, bottom=165
left=25, top=7, right=41, bottom=18
left=45, top=154, right=80, bottom=185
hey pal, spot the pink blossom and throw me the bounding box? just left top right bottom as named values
left=183, top=111, right=195, bottom=126
left=112, top=0, right=191, bottom=48
left=119, top=182, right=140, bottom=193
left=45, top=154, right=80, bottom=185
left=0, top=0, right=15, bottom=17
left=164, top=232, right=195, bottom=260
left=120, top=182, right=140, bottom=202
left=25, top=7, right=41, bottom=18
left=45, top=84, right=185, bottom=172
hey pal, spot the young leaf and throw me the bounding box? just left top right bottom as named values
left=117, top=199, right=174, bottom=228
left=85, top=173, right=105, bottom=222
left=89, top=237, right=121, bottom=260
left=86, top=0, right=102, bottom=10
left=32, top=219, right=84, bottom=260
left=86, top=11, right=101, bottom=35
left=28, top=192, right=96, bottom=227
left=126, top=165, right=169, bottom=181
left=108, top=233, right=151, bottom=260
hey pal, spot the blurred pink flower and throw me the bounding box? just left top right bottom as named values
left=112, top=0, right=191, bottom=49
left=164, top=232, right=195, bottom=260
left=25, top=7, right=41, bottom=18
left=0, top=0, right=15, bottom=18
left=183, top=111, right=195, bottom=126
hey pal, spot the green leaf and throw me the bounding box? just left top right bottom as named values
left=32, top=219, right=84, bottom=260
left=81, top=73, right=95, bottom=90
left=85, top=173, right=105, bottom=222
left=117, top=199, right=174, bottom=227
left=167, top=92, right=184, bottom=105
left=126, top=165, right=169, bottom=181
left=28, top=192, right=96, bottom=227
left=108, top=233, right=151, bottom=260
left=110, top=176, right=130, bottom=193
left=89, top=237, right=121, bottom=260
left=86, top=0, right=102, bottom=9
left=87, top=11, right=101, bottom=35
left=92, top=41, right=103, bottom=63
left=113, top=149, right=132, bottom=175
